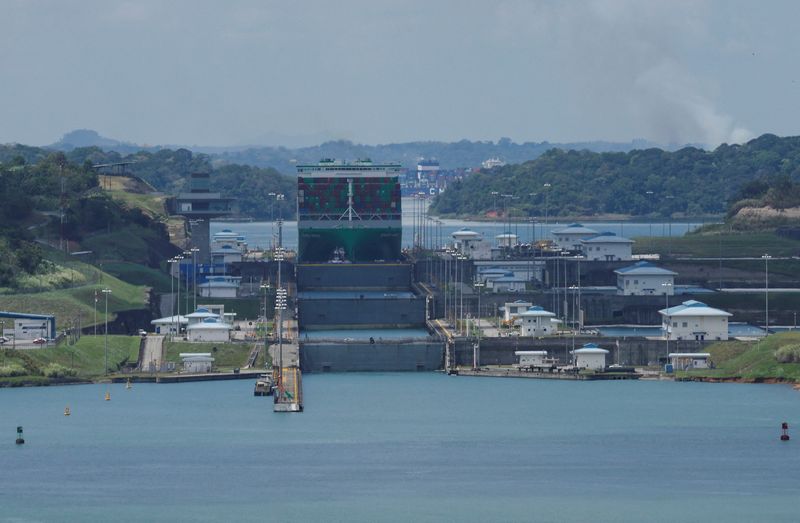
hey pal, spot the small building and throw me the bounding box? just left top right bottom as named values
left=0, top=311, right=56, bottom=341
left=492, top=273, right=527, bottom=293
left=198, top=304, right=236, bottom=325
left=502, top=300, right=533, bottom=322
left=519, top=306, right=557, bottom=337
left=186, top=317, right=233, bottom=343
left=551, top=223, right=599, bottom=251
left=496, top=232, right=518, bottom=248
left=581, top=232, right=634, bottom=261
left=668, top=352, right=711, bottom=370
left=180, top=352, right=215, bottom=373
left=572, top=343, right=609, bottom=370
left=150, top=315, right=188, bottom=335
left=211, top=244, right=243, bottom=265
left=451, top=229, right=491, bottom=259
left=615, top=261, right=677, bottom=296
left=198, top=275, right=241, bottom=298
left=515, top=350, right=548, bottom=366
left=185, top=307, right=220, bottom=325
left=659, top=300, right=732, bottom=341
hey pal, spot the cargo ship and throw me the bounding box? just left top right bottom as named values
left=296, top=159, right=402, bottom=263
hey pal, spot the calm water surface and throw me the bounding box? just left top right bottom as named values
left=2, top=375, right=799, bottom=522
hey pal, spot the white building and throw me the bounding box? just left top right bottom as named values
left=496, top=232, right=518, bottom=248
left=0, top=311, right=56, bottom=341
left=482, top=157, right=505, bottom=169
left=180, top=353, right=215, bottom=373
left=150, top=315, right=188, bottom=335
left=572, top=343, right=609, bottom=370
left=198, top=276, right=241, bottom=298
left=212, top=229, right=247, bottom=250
left=615, top=261, right=677, bottom=296
left=211, top=244, right=243, bottom=265
left=502, top=300, right=533, bottom=322
left=669, top=352, right=711, bottom=370
left=185, top=307, right=220, bottom=325
left=551, top=223, right=599, bottom=251
left=186, top=317, right=233, bottom=343
left=451, top=229, right=491, bottom=259
left=659, top=300, right=732, bottom=341
left=581, top=232, right=634, bottom=261
left=515, top=350, right=548, bottom=366
left=519, top=306, right=557, bottom=336
left=492, top=273, right=527, bottom=293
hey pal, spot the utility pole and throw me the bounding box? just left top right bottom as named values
left=763, top=254, right=771, bottom=334
left=102, top=288, right=112, bottom=375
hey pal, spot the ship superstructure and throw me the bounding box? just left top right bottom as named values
left=297, top=159, right=402, bottom=263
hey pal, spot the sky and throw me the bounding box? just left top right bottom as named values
left=1, top=0, right=799, bottom=148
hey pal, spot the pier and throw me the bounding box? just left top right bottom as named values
left=455, top=366, right=640, bottom=380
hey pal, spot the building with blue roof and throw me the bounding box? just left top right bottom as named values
left=614, top=261, right=678, bottom=296
left=659, top=300, right=732, bottom=341
left=0, top=311, right=56, bottom=341
left=581, top=232, right=634, bottom=261
left=551, top=223, right=599, bottom=251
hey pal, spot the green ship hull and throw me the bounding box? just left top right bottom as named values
left=298, top=227, right=402, bottom=262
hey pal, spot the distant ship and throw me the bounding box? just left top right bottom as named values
left=296, top=159, right=402, bottom=263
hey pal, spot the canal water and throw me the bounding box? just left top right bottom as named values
left=2, top=375, right=798, bottom=522
left=211, top=213, right=709, bottom=251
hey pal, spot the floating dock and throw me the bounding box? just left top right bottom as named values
left=454, top=367, right=640, bottom=381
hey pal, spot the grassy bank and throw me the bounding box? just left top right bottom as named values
left=678, top=332, right=800, bottom=382
left=0, top=335, right=141, bottom=384
left=633, top=231, right=800, bottom=259
left=163, top=341, right=259, bottom=370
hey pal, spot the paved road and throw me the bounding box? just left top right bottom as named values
left=139, top=335, right=164, bottom=372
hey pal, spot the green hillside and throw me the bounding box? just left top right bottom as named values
left=430, top=134, right=800, bottom=218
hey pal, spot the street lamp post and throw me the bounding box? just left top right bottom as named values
left=763, top=254, right=771, bottom=334
left=662, top=282, right=673, bottom=363
left=191, top=247, right=200, bottom=312
left=183, top=251, right=192, bottom=314
left=102, top=288, right=112, bottom=375
left=543, top=183, right=552, bottom=226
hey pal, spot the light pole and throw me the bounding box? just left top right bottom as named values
left=645, top=190, right=655, bottom=238
left=543, top=183, right=552, bottom=226
left=260, top=282, right=271, bottom=363
left=102, top=288, right=112, bottom=375
left=662, top=282, right=673, bottom=361
left=763, top=254, right=771, bottom=334
left=190, top=247, right=200, bottom=311
left=183, top=251, right=192, bottom=313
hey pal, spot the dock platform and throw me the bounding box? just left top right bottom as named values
left=455, top=367, right=640, bottom=381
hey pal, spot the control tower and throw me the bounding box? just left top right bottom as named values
left=169, top=173, right=234, bottom=263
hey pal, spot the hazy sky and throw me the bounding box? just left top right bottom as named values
left=1, top=0, right=798, bottom=147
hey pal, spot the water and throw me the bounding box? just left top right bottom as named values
left=2, top=376, right=799, bottom=522
left=212, top=198, right=708, bottom=250
left=596, top=322, right=766, bottom=338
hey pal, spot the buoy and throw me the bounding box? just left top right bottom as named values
left=781, top=422, right=790, bottom=441
left=126, top=379, right=132, bottom=390
left=64, top=406, right=71, bottom=416
left=105, top=391, right=111, bottom=401
left=15, top=426, right=24, bottom=445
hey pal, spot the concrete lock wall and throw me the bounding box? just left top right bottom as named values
left=453, top=336, right=710, bottom=367
left=300, top=342, right=444, bottom=372
left=297, top=264, right=412, bottom=290
left=298, top=297, right=427, bottom=329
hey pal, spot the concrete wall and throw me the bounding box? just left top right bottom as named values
left=298, top=263, right=412, bottom=290
left=453, top=336, right=711, bottom=367
left=300, top=342, right=444, bottom=372
left=298, top=296, right=427, bottom=329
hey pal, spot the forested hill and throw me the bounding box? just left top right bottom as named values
left=429, top=134, right=800, bottom=218
left=0, top=146, right=296, bottom=220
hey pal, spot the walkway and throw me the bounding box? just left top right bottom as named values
left=139, top=335, right=165, bottom=372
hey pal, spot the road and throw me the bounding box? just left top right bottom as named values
left=139, top=335, right=165, bottom=372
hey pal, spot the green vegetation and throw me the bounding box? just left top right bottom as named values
left=678, top=332, right=800, bottom=382
left=632, top=231, right=800, bottom=258
left=0, top=267, right=148, bottom=330
left=0, top=334, right=141, bottom=384
left=65, top=147, right=296, bottom=220
left=101, top=262, right=172, bottom=293
left=163, top=341, right=254, bottom=370
left=430, top=134, right=800, bottom=218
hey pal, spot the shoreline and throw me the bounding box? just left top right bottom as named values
left=2, top=371, right=798, bottom=389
